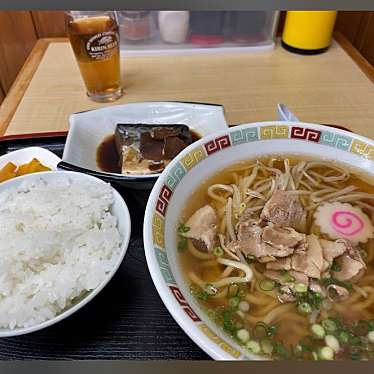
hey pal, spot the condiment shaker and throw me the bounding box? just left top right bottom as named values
left=158, top=11, right=190, bottom=44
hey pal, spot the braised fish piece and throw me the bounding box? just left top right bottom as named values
left=114, top=124, right=193, bottom=175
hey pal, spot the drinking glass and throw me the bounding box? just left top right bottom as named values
left=66, top=11, right=123, bottom=102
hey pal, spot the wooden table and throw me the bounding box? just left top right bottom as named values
left=1, top=33, right=374, bottom=138
left=0, top=34, right=374, bottom=361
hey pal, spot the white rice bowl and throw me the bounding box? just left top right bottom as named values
left=0, top=171, right=130, bottom=335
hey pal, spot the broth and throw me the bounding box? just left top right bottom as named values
left=178, top=155, right=374, bottom=360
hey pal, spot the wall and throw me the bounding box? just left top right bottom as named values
left=0, top=11, right=373, bottom=107
left=31, top=11, right=66, bottom=38
left=0, top=11, right=66, bottom=106
left=335, top=11, right=374, bottom=67
left=0, top=12, right=38, bottom=94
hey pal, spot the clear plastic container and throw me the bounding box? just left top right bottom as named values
left=117, top=11, right=156, bottom=43
left=116, top=10, right=279, bottom=55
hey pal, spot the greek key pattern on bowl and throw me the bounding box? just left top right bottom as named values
left=166, top=162, right=187, bottom=191
left=260, top=125, right=289, bottom=139
left=181, top=146, right=207, bottom=171
left=319, top=130, right=352, bottom=150
left=151, top=122, right=374, bottom=360
left=156, top=185, right=172, bottom=216
left=230, top=127, right=259, bottom=145
left=155, top=247, right=176, bottom=284
left=152, top=213, right=165, bottom=249
left=198, top=324, right=242, bottom=359
left=350, top=139, right=374, bottom=161
left=290, top=126, right=321, bottom=142
left=204, top=135, right=231, bottom=155
left=169, top=285, right=201, bottom=322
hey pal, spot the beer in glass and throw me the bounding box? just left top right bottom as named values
left=66, top=11, right=123, bottom=102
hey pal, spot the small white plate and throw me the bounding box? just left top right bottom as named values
left=0, top=147, right=61, bottom=172
left=0, top=170, right=131, bottom=337
left=60, top=101, right=229, bottom=189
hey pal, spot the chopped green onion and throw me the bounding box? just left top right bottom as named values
left=229, top=296, right=240, bottom=308
left=205, top=284, right=218, bottom=296
left=222, top=309, right=237, bottom=334
left=237, top=329, right=250, bottom=343
left=237, top=289, right=246, bottom=298
left=273, top=342, right=290, bottom=359
left=298, top=336, right=314, bottom=353
left=259, top=279, right=276, bottom=291
left=325, top=335, right=340, bottom=353
left=298, top=302, right=312, bottom=314
left=321, top=277, right=353, bottom=291
left=261, top=339, right=273, bottom=354
left=246, top=340, right=261, bottom=354
left=338, top=331, right=349, bottom=344
left=197, top=291, right=210, bottom=301
left=311, top=324, right=326, bottom=339
left=178, top=238, right=187, bottom=251
left=294, top=282, right=308, bottom=293
left=254, top=322, right=268, bottom=339
left=360, top=249, right=368, bottom=260
left=213, top=246, right=224, bottom=257
left=367, top=331, right=374, bottom=343
left=267, top=325, right=278, bottom=337
left=238, top=300, right=250, bottom=313
left=177, top=223, right=190, bottom=234
left=282, top=272, right=296, bottom=284
left=246, top=255, right=257, bottom=263
left=368, top=320, right=374, bottom=332
left=349, top=335, right=362, bottom=346
left=294, top=344, right=303, bottom=354
left=319, top=346, right=334, bottom=360
left=322, top=319, right=337, bottom=333
left=227, top=284, right=239, bottom=298
left=331, top=261, right=341, bottom=272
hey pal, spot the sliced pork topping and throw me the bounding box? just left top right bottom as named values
left=309, top=281, right=326, bottom=296
left=326, top=284, right=350, bottom=302
left=332, top=253, right=366, bottom=282
left=266, top=257, right=291, bottom=271
left=319, top=239, right=346, bottom=265
left=184, top=205, right=217, bottom=252
left=230, top=221, right=300, bottom=261
left=262, top=226, right=305, bottom=250
left=289, top=270, right=310, bottom=285
left=291, top=235, right=324, bottom=279
left=260, top=190, right=305, bottom=229
left=278, top=285, right=297, bottom=303
left=330, top=239, right=366, bottom=282
left=264, top=269, right=309, bottom=286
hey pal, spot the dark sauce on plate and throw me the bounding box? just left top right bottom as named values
left=96, top=129, right=201, bottom=174
left=96, top=134, right=121, bottom=173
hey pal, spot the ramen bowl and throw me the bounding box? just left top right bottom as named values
left=143, top=121, right=374, bottom=360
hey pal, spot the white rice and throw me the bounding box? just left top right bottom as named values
left=0, top=177, right=122, bottom=329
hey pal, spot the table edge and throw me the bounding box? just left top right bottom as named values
left=0, top=35, right=373, bottom=137
left=0, top=38, right=67, bottom=137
